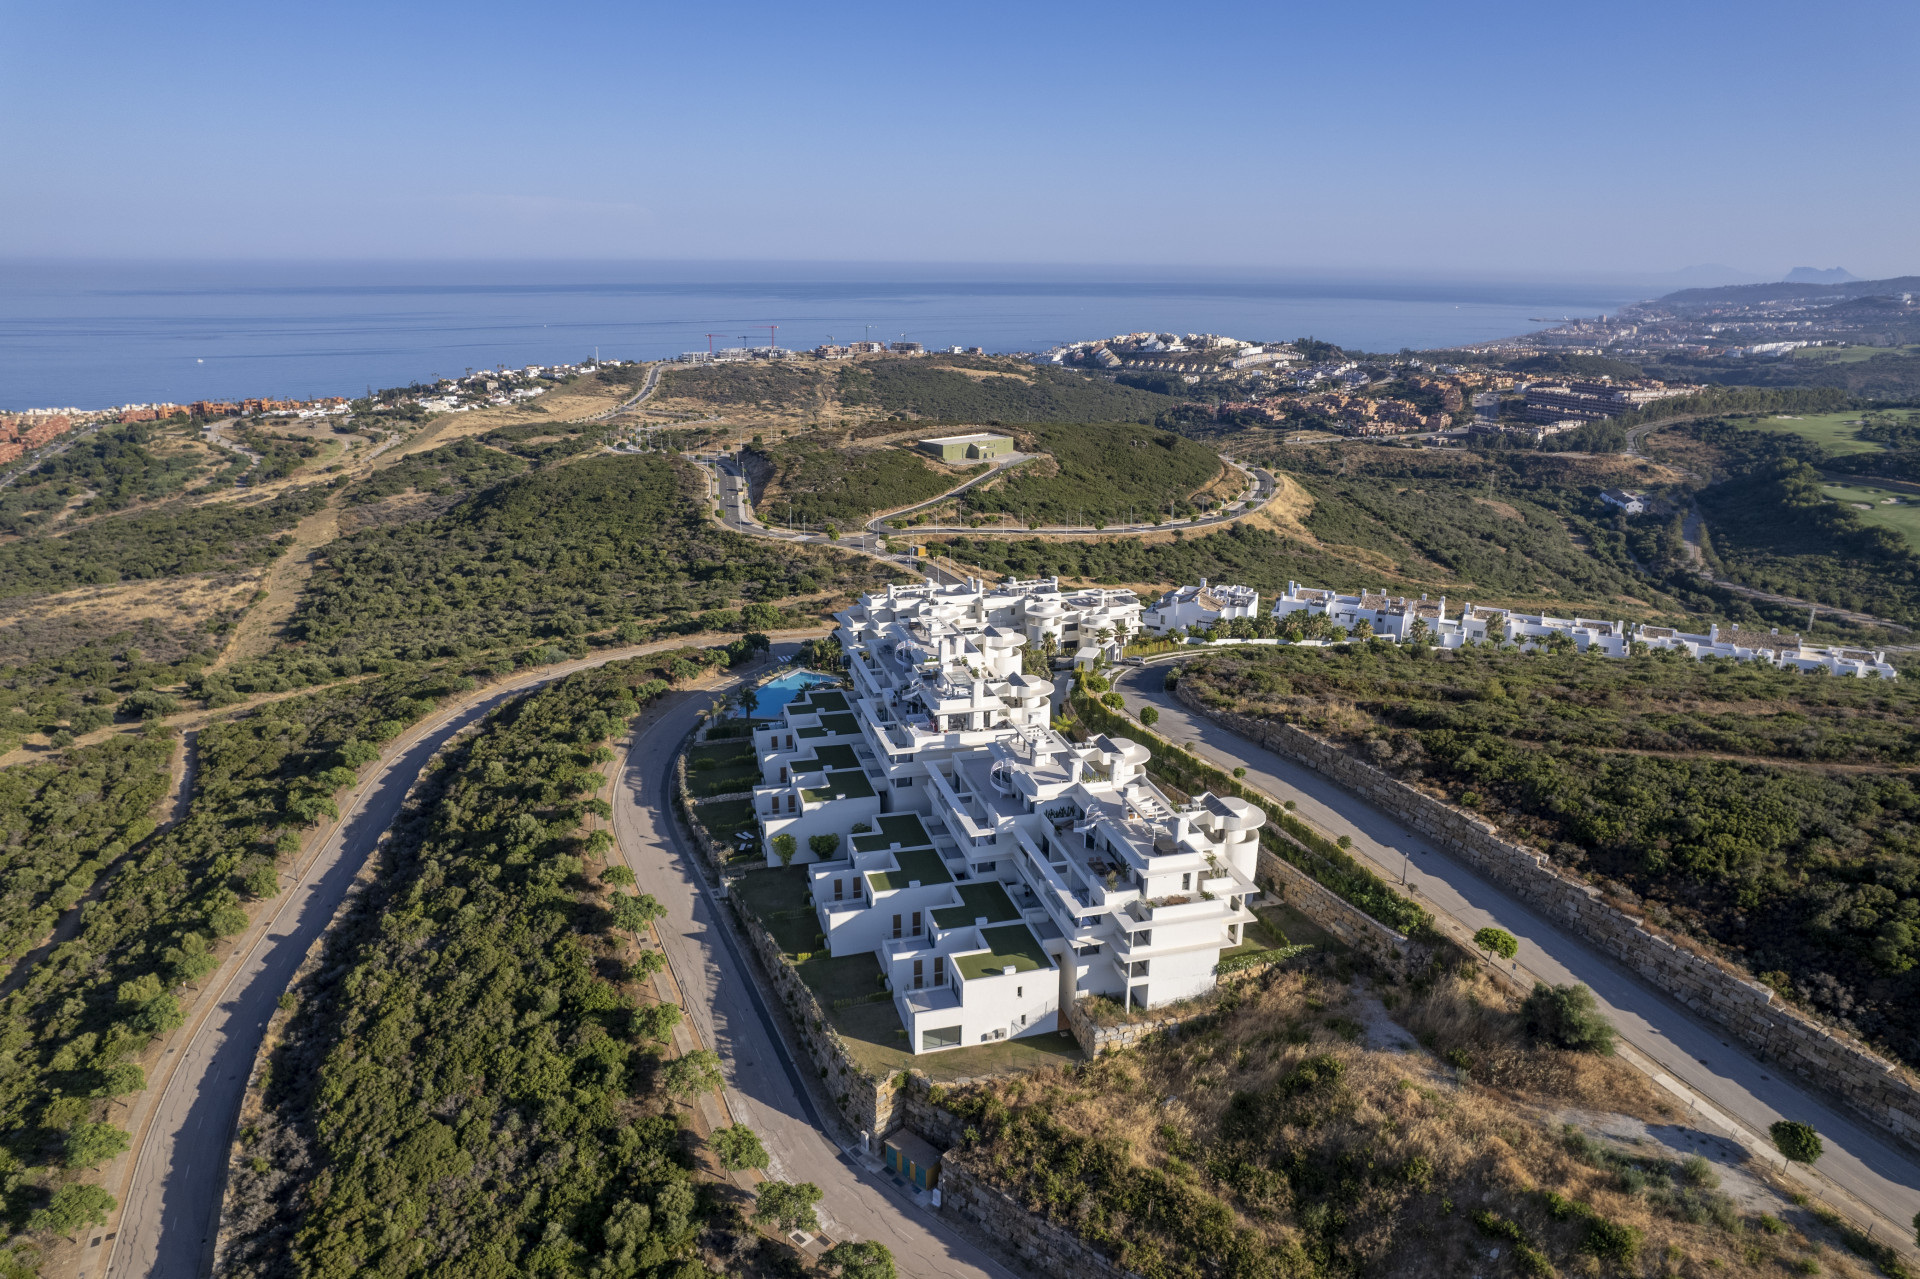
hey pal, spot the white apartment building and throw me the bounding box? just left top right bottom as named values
left=1141, top=579, right=1261, bottom=635
left=751, top=577, right=1267, bottom=1053
left=1636, top=623, right=1898, bottom=677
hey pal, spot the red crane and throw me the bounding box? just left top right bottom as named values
left=704, top=333, right=728, bottom=355
left=762, top=324, right=779, bottom=349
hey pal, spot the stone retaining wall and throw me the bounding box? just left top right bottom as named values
left=937, top=1153, right=1136, bottom=1279
left=1177, top=682, right=1920, bottom=1155
left=1062, top=994, right=1197, bottom=1056
left=1256, top=842, right=1418, bottom=975
left=732, top=897, right=904, bottom=1150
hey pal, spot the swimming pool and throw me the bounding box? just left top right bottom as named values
left=737, top=668, right=838, bottom=718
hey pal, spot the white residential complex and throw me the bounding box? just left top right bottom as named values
left=1264, top=581, right=1895, bottom=676
left=750, top=578, right=1268, bottom=1053
left=1142, top=580, right=1261, bottom=635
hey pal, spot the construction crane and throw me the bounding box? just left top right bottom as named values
left=762, top=324, right=779, bottom=349
left=703, top=334, right=728, bottom=355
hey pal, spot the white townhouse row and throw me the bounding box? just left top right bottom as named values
left=748, top=579, right=1267, bottom=1053
left=1259, top=580, right=1894, bottom=676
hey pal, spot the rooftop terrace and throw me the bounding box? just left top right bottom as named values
left=955, top=923, right=1052, bottom=980
left=932, top=882, right=1022, bottom=930
left=867, top=846, right=953, bottom=892
left=852, top=813, right=933, bottom=854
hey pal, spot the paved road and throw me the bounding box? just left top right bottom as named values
left=1112, top=663, right=1920, bottom=1242
left=101, top=634, right=832, bottom=1279
left=611, top=667, right=1016, bottom=1279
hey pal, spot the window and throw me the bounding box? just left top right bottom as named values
left=913, top=959, right=924, bottom=988
left=1181, top=872, right=1191, bottom=891
left=976, top=861, right=996, bottom=873
left=933, top=955, right=945, bottom=985
left=779, top=767, right=788, bottom=783
left=892, top=914, right=903, bottom=939
left=922, top=1025, right=961, bottom=1050
left=833, top=878, right=844, bottom=901
left=911, top=911, right=922, bottom=936
left=1016, top=986, right=1023, bottom=998
left=1020, top=1013, right=1028, bottom=1026
left=785, top=734, right=794, bottom=749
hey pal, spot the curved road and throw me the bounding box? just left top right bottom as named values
left=611, top=676, right=1016, bottom=1279
left=101, top=633, right=833, bottom=1279
left=1112, top=662, right=1920, bottom=1248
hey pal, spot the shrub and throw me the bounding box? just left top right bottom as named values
left=63, top=1120, right=130, bottom=1170
left=1473, top=927, right=1518, bottom=961
left=1770, top=1120, right=1824, bottom=1165
left=1522, top=982, right=1616, bottom=1054
left=1581, top=1216, right=1643, bottom=1266
left=629, top=949, right=668, bottom=979
left=631, top=1003, right=682, bottom=1043
left=808, top=832, right=841, bottom=858
left=601, top=864, right=635, bottom=887
left=1100, top=691, right=1125, bottom=710
left=711, top=1124, right=769, bottom=1172
left=1139, top=706, right=1160, bottom=727
left=773, top=833, right=797, bottom=866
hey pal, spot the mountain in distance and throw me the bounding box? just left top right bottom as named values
left=1784, top=266, right=1857, bottom=284
left=1661, top=273, right=1920, bottom=306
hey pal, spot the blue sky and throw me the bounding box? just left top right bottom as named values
left=3, top=0, right=1914, bottom=277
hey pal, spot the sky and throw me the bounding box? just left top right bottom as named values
left=2, top=0, right=1915, bottom=279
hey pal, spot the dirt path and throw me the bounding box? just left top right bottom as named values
left=210, top=502, right=340, bottom=669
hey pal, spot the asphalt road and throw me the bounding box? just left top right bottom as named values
left=1112, top=662, right=1920, bottom=1241
left=611, top=662, right=1017, bottom=1279
left=101, top=635, right=831, bottom=1279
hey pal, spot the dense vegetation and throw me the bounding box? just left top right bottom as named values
left=0, top=421, right=204, bottom=537
left=954, top=423, right=1222, bottom=526
left=743, top=439, right=954, bottom=527
left=0, top=731, right=175, bottom=962
left=841, top=357, right=1173, bottom=423
left=0, top=637, right=220, bottom=755
left=1180, top=642, right=1920, bottom=1066
left=0, top=668, right=470, bottom=1257
left=203, top=455, right=898, bottom=696
left=661, top=361, right=828, bottom=412
left=232, top=429, right=321, bottom=483
left=221, top=661, right=737, bottom=1278
left=0, top=488, right=327, bottom=601
left=344, top=438, right=527, bottom=506
left=1674, top=419, right=1920, bottom=625
left=937, top=961, right=1803, bottom=1278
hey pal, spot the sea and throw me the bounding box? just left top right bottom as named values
left=0, top=261, right=1659, bottom=411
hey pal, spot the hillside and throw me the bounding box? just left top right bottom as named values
left=741, top=438, right=958, bottom=528
left=940, top=959, right=1837, bottom=1278
left=928, top=422, right=1223, bottom=527
left=1179, top=642, right=1920, bottom=1069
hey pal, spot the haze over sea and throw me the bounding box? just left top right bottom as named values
left=0, top=260, right=1656, bottom=410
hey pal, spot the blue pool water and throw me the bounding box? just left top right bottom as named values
left=739, top=669, right=837, bottom=718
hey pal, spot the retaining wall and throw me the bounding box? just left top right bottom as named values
left=732, top=898, right=904, bottom=1150
left=1256, top=842, right=1419, bottom=975
left=937, top=1154, right=1137, bottom=1279
left=1177, top=682, right=1920, bottom=1155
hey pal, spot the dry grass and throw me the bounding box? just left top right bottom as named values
left=943, top=965, right=1839, bottom=1279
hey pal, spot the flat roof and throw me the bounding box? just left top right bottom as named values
left=933, top=882, right=1022, bottom=930
left=955, top=923, right=1051, bottom=981
left=807, top=743, right=861, bottom=770
left=801, top=768, right=875, bottom=803
left=866, top=845, right=954, bottom=892
left=793, top=689, right=850, bottom=713
left=920, top=432, right=1013, bottom=445
left=852, top=813, right=932, bottom=854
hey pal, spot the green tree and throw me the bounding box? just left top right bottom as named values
left=660, top=1049, right=723, bottom=1098
left=602, top=864, right=636, bottom=887
left=772, top=833, right=797, bottom=866
left=610, top=893, right=667, bottom=934
left=28, top=1183, right=116, bottom=1238
left=64, top=1120, right=130, bottom=1170
left=808, top=832, right=840, bottom=859
left=632, top=1003, right=682, bottom=1043
left=710, top=1124, right=769, bottom=1171
left=821, top=1240, right=898, bottom=1279
left=1769, top=1120, right=1823, bottom=1165
left=1139, top=706, right=1159, bottom=727
left=630, top=948, right=668, bottom=979
left=756, top=1180, right=823, bottom=1234
left=1473, top=927, right=1519, bottom=961
left=1521, top=983, right=1615, bottom=1054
